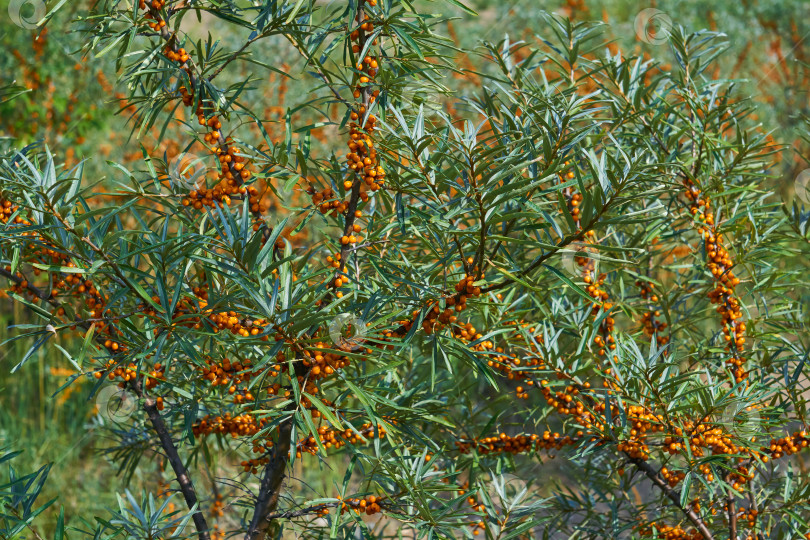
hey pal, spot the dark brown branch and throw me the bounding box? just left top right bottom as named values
left=747, top=488, right=764, bottom=540
left=726, top=474, right=738, bottom=540
left=131, top=381, right=212, bottom=540
left=0, top=268, right=58, bottom=307
left=627, top=456, right=714, bottom=540
left=243, top=401, right=297, bottom=539
left=334, top=4, right=373, bottom=281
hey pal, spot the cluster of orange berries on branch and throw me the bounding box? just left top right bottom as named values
left=683, top=178, right=747, bottom=382
left=557, top=162, right=617, bottom=361
left=139, top=0, right=267, bottom=222
left=0, top=198, right=20, bottom=225
left=210, top=493, right=225, bottom=518
left=323, top=251, right=344, bottom=273
left=340, top=222, right=364, bottom=246
left=665, top=423, right=735, bottom=458
left=163, top=46, right=190, bottom=65
left=241, top=448, right=272, bottom=474
left=339, top=494, right=383, bottom=516
left=475, top=320, right=545, bottom=387
left=736, top=508, right=759, bottom=531
left=640, top=310, right=669, bottom=346
left=579, top=255, right=615, bottom=357
left=470, top=520, right=487, bottom=536
left=486, top=346, right=542, bottom=385
left=455, top=431, right=577, bottom=456
left=558, top=161, right=580, bottom=218
left=325, top=5, right=384, bottom=260
left=582, top=261, right=609, bottom=305
left=301, top=343, right=357, bottom=380
left=766, top=429, right=809, bottom=458
left=140, top=0, right=166, bottom=30
left=458, top=483, right=486, bottom=514
left=451, top=321, right=485, bottom=343
left=144, top=363, right=165, bottom=389
left=192, top=413, right=265, bottom=438
left=201, top=357, right=256, bottom=387
left=617, top=438, right=650, bottom=460
left=610, top=407, right=667, bottom=459
left=567, top=191, right=584, bottom=222
left=637, top=279, right=658, bottom=302
left=345, top=121, right=384, bottom=195
left=538, top=378, right=591, bottom=418
left=659, top=466, right=686, bottom=488
left=202, top=115, right=254, bottom=187
left=639, top=524, right=702, bottom=540
left=296, top=423, right=386, bottom=457
left=457, top=489, right=487, bottom=535
left=99, top=360, right=141, bottom=384
left=418, top=272, right=483, bottom=335
left=180, top=159, right=261, bottom=214
left=207, top=311, right=268, bottom=338
left=207, top=120, right=258, bottom=187
left=308, top=186, right=348, bottom=216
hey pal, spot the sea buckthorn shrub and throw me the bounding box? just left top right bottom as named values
left=2, top=2, right=810, bottom=540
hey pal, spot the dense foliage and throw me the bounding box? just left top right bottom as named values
left=2, top=1, right=810, bottom=539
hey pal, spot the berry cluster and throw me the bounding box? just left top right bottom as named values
left=455, top=431, right=576, bottom=455
left=309, top=186, right=347, bottom=216
left=558, top=165, right=616, bottom=362
left=139, top=0, right=166, bottom=30
left=208, top=311, right=268, bottom=338
left=296, top=423, right=386, bottom=457
left=639, top=310, right=669, bottom=346
left=638, top=524, right=702, bottom=540
left=323, top=0, right=385, bottom=294
left=301, top=343, right=355, bottom=380
left=0, top=198, right=19, bottom=224
left=139, top=1, right=270, bottom=230
left=683, top=178, right=746, bottom=382
left=637, top=280, right=669, bottom=348
left=339, top=494, right=383, bottom=516
left=193, top=413, right=265, bottom=438
left=766, top=430, right=809, bottom=458
left=403, top=272, right=483, bottom=336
